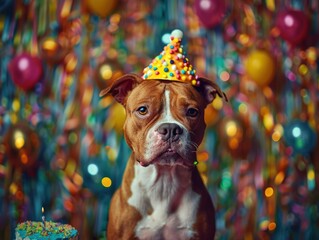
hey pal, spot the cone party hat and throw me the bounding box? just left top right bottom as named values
left=142, top=29, right=200, bottom=86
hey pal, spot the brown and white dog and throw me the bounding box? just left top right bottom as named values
left=100, top=73, right=226, bottom=240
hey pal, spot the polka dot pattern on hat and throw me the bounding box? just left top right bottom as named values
left=142, top=29, right=200, bottom=86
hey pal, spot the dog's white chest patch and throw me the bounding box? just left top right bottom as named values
left=128, top=164, right=200, bottom=240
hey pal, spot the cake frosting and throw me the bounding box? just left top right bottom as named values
left=15, top=221, right=78, bottom=240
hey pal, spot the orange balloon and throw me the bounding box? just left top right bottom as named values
left=94, top=59, right=123, bottom=90
left=4, top=122, right=40, bottom=170
left=219, top=117, right=252, bottom=159
left=40, top=37, right=68, bottom=64
left=85, top=0, right=118, bottom=18
left=245, top=50, right=275, bottom=87
left=204, top=104, right=219, bottom=127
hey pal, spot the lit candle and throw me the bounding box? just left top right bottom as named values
left=42, top=207, right=46, bottom=230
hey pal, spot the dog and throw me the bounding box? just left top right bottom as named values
left=100, top=73, right=226, bottom=240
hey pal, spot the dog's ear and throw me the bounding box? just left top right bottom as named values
left=99, top=73, right=144, bottom=105
left=195, top=77, right=228, bottom=105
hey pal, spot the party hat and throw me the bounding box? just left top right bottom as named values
left=142, top=29, right=200, bottom=86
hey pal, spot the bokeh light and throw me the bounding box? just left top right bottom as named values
left=225, top=120, right=238, bottom=137
left=100, top=64, right=113, bottom=80
left=268, top=222, right=277, bottom=231
left=87, top=163, right=98, bottom=176
left=13, top=130, right=25, bottom=149
left=101, top=177, right=112, bottom=188
left=265, top=187, right=274, bottom=198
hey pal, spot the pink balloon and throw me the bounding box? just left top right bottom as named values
left=276, top=9, right=309, bottom=45
left=194, top=0, right=226, bottom=29
left=8, top=53, right=43, bottom=91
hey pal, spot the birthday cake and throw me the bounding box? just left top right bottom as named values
left=15, top=221, right=78, bottom=240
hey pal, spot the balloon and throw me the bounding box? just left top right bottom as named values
left=194, top=0, right=226, bottom=28
left=283, top=120, right=317, bottom=155
left=85, top=0, right=118, bottom=18
left=244, top=50, right=275, bottom=87
left=220, top=116, right=252, bottom=159
left=204, top=104, right=219, bottom=127
left=276, top=9, right=309, bottom=45
left=105, top=103, right=126, bottom=133
left=4, top=122, right=40, bottom=170
left=40, top=37, right=69, bottom=64
left=94, top=59, right=123, bottom=90
left=8, top=53, right=43, bottom=91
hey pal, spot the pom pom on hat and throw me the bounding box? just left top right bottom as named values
left=171, top=29, right=183, bottom=39
left=142, top=29, right=200, bottom=86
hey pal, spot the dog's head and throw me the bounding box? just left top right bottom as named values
left=100, top=74, right=226, bottom=168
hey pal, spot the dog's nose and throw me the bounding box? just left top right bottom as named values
left=157, top=123, right=183, bottom=142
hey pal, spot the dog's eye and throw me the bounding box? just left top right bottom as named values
left=137, top=106, right=148, bottom=115
left=186, top=108, right=199, bottom=117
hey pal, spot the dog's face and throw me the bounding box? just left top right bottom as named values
left=124, top=80, right=207, bottom=167
left=100, top=74, right=226, bottom=168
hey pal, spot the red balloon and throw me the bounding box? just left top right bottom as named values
left=194, top=0, right=226, bottom=28
left=276, top=9, right=309, bottom=45
left=8, top=53, right=43, bottom=91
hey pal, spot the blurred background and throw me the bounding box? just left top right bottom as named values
left=0, top=0, right=319, bottom=239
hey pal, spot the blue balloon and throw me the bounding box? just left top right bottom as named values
left=283, top=120, right=317, bottom=155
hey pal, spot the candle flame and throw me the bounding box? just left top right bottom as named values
left=42, top=207, right=44, bottom=213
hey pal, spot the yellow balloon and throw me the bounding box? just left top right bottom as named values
left=86, top=0, right=118, bottom=18
left=106, top=102, right=126, bottom=133
left=245, top=50, right=275, bottom=87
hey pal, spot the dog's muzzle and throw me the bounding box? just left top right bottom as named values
left=156, top=123, right=184, bottom=142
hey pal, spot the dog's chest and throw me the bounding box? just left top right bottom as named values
left=128, top=164, right=200, bottom=240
